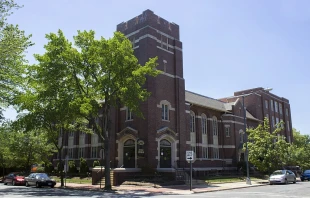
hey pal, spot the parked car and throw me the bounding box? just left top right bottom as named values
left=300, top=170, right=310, bottom=181
left=269, top=170, right=296, bottom=185
left=3, top=172, right=26, bottom=186
left=25, top=173, right=56, bottom=188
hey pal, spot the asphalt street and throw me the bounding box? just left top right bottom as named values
left=1, top=182, right=310, bottom=198
left=155, top=181, right=310, bottom=198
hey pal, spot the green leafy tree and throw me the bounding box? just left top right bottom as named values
left=287, top=128, right=310, bottom=170
left=0, top=121, right=12, bottom=179
left=0, top=0, right=32, bottom=115
left=247, top=118, right=290, bottom=174
left=29, top=29, right=160, bottom=190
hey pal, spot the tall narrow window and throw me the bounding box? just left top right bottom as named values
left=266, top=114, right=269, bottom=121
left=287, top=121, right=290, bottom=131
left=201, top=115, right=207, bottom=134
left=286, top=108, right=289, bottom=116
left=78, top=147, right=84, bottom=158
left=162, top=104, right=169, bottom=120
left=166, top=37, right=169, bottom=50
left=270, top=100, right=274, bottom=111
left=272, top=116, right=275, bottom=127
left=91, top=147, right=97, bottom=158
left=131, top=36, right=135, bottom=48
left=265, top=100, right=268, bottom=109
left=190, top=111, right=195, bottom=132
left=126, top=107, right=133, bottom=121
left=163, top=60, right=167, bottom=73
left=276, top=117, right=279, bottom=127
left=225, top=126, right=230, bottom=137
left=201, top=114, right=207, bottom=144
left=240, top=130, right=244, bottom=143
left=275, top=101, right=278, bottom=113
left=279, top=103, right=283, bottom=114
left=202, top=147, right=208, bottom=159
left=212, top=117, right=218, bottom=136
left=213, top=148, right=219, bottom=159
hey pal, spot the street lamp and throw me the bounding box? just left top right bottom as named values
left=242, top=87, right=272, bottom=185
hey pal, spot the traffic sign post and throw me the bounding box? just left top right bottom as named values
left=186, top=151, right=194, bottom=191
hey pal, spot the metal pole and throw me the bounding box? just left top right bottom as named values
left=243, top=96, right=251, bottom=185
left=190, top=159, right=192, bottom=191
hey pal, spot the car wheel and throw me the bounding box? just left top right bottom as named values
left=293, top=178, right=296, bottom=184
left=301, top=179, right=304, bottom=182
left=269, top=182, right=273, bottom=185
left=12, top=180, right=15, bottom=186
left=36, top=182, right=41, bottom=188
left=25, top=182, right=29, bottom=187
left=285, top=179, right=288, bottom=184
left=3, top=182, right=7, bottom=185
left=51, top=185, right=55, bottom=188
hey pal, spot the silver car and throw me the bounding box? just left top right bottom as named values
left=269, top=170, right=296, bottom=185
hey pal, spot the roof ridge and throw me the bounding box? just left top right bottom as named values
left=185, top=90, right=225, bottom=103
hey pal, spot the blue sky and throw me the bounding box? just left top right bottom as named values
left=4, top=0, right=309, bottom=134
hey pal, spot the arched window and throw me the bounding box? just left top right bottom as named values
left=212, top=116, right=218, bottom=136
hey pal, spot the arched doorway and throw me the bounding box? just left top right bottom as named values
left=160, top=139, right=171, bottom=168
left=123, top=139, right=135, bottom=168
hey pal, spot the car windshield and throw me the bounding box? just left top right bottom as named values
left=304, top=170, right=310, bottom=174
left=272, top=170, right=285, bottom=175
left=35, top=174, right=50, bottom=179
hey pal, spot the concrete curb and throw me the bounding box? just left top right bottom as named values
left=55, top=182, right=270, bottom=195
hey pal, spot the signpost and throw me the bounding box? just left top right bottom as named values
left=186, top=151, right=194, bottom=191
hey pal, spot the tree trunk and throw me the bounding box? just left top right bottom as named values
left=104, top=138, right=111, bottom=190
left=58, top=149, right=64, bottom=187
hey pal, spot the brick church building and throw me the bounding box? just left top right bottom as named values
left=56, top=10, right=293, bottom=181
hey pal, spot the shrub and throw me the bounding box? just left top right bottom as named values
left=93, top=160, right=100, bottom=167
left=79, top=157, right=89, bottom=175
left=68, top=160, right=77, bottom=174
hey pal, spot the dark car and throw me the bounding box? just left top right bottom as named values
left=300, top=170, right=310, bottom=181
left=3, top=172, right=26, bottom=186
left=25, top=173, right=56, bottom=188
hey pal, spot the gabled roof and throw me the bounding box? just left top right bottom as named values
left=185, top=90, right=260, bottom=121
left=185, top=90, right=228, bottom=112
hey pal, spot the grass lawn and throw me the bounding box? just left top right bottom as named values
left=51, top=176, right=92, bottom=184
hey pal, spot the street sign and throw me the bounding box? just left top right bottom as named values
left=186, top=151, right=194, bottom=161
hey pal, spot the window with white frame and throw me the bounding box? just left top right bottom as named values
left=212, top=117, right=218, bottom=136
left=240, top=130, right=244, bottom=143
left=91, top=133, right=98, bottom=144
left=191, top=146, right=196, bottom=153
left=201, top=114, right=207, bottom=134
left=202, top=147, right=208, bottom=158
left=272, top=116, right=275, bottom=127
left=162, top=104, right=169, bottom=120
left=213, top=148, right=219, bottom=159
left=287, top=121, right=290, bottom=131
left=225, top=126, right=230, bottom=137
left=279, top=103, right=283, bottom=114
left=275, top=101, right=278, bottom=113
left=190, top=111, right=195, bottom=132
left=68, top=148, right=73, bottom=159
left=286, top=108, right=289, bottom=116
left=91, top=147, right=97, bottom=158
left=201, top=114, right=207, bottom=144
left=126, top=107, right=133, bottom=121
left=69, top=131, right=74, bottom=137
left=280, top=119, right=284, bottom=128
left=265, top=100, right=268, bottom=109
left=78, top=147, right=84, bottom=158
left=276, top=117, right=279, bottom=127
left=270, top=100, right=274, bottom=111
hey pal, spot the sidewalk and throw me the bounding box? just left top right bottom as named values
left=56, top=180, right=269, bottom=196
